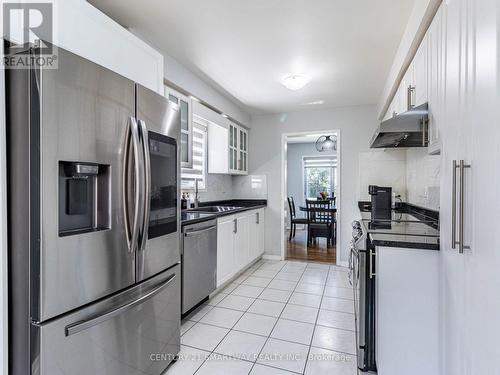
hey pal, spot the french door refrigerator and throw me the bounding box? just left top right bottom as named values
left=6, top=44, right=181, bottom=375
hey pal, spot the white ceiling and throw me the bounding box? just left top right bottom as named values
left=89, top=0, right=415, bottom=114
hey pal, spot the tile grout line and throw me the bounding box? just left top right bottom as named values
left=248, top=260, right=309, bottom=375
left=189, top=259, right=288, bottom=375
left=191, top=259, right=273, bottom=374
left=180, top=260, right=353, bottom=374
left=303, top=265, right=329, bottom=374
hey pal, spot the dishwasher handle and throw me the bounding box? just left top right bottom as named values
left=184, top=225, right=217, bottom=237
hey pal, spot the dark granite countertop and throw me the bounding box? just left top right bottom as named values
left=358, top=201, right=440, bottom=250
left=369, top=233, right=440, bottom=251
left=181, top=199, right=267, bottom=226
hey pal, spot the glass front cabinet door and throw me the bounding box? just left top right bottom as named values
left=228, top=123, right=248, bottom=175
left=167, top=88, right=192, bottom=169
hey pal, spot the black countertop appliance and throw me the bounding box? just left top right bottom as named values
left=368, top=185, right=392, bottom=221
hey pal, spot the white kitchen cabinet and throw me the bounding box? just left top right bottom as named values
left=439, top=0, right=500, bottom=374
left=208, top=122, right=229, bottom=174
left=229, top=123, right=248, bottom=175
left=234, top=214, right=250, bottom=270
left=216, top=209, right=265, bottom=287
left=166, top=87, right=193, bottom=168
left=208, top=121, right=249, bottom=175
left=216, top=215, right=236, bottom=286
left=376, top=246, right=439, bottom=375
left=413, top=36, right=428, bottom=107
left=426, top=5, right=444, bottom=155
left=249, top=209, right=265, bottom=260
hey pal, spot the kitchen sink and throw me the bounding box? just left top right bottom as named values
left=185, top=206, right=243, bottom=213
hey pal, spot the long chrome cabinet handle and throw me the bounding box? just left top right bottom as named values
left=458, top=160, right=471, bottom=253
left=369, top=249, right=376, bottom=279
left=138, top=120, right=151, bottom=252
left=256, top=212, right=260, bottom=224
left=126, top=117, right=142, bottom=254
left=233, top=219, right=238, bottom=233
left=452, top=160, right=457, bottom=249
left=65, top=273, right=176, bottom=336
left=184, top=225, right=217, bottom=237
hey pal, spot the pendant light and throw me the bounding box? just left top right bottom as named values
left=315, top=135, right=337, bottom=152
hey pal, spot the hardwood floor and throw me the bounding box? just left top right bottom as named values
left=286, top=228, right=336, bottom=263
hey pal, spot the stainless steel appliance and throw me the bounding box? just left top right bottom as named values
left=6, top=44, right=181, bottom=375
left=370, top=103, right=429, bottom=148
left=181, top=219, right=217, bottom=314
left=349, top=221, right=376, bottom=372
left=368, top=185, right=392, bottom=221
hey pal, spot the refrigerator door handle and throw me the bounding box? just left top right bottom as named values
left=124, top=117, right=143, bottom=253
left=138, top=120, right=151, bottom=251
left=65, top=273, right=176, bottom=337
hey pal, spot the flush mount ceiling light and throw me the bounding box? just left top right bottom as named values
left=281, top=74, right=311, bottom=90
left=315, top=135, right=337, bottom=152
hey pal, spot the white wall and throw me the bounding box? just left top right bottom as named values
left=358, top=149, right=407, bottom=201
left=250, top=105, right=378, bottom=264
left=287, top=142, right=336, bottom=212
left=406, top=148, right=440, bottom=210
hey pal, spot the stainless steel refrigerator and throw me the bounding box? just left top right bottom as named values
left=6, top=44, right=181, bottom=375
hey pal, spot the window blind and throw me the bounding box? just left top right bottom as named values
left=303, top=156, right=337, bottom=168
left=181, top=118, right=207, bottom=190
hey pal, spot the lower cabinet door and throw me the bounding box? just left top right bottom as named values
left=33, top=265, right=181, bottom=375
left=234, top=214, right=250, bottom=270
left=217, top=216, right=235, bottom=287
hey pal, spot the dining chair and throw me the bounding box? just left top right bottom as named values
left=305, top=199, right=336, bottom=247
left=287, top=197, right=309, bottom=240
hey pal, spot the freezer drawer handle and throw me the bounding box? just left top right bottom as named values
left=65, top=273, right=176, bottom=337
left=184, top=225, right=217, bottom=237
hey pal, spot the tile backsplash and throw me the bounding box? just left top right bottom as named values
left=196, top=174, right=268, bottom=202
left=232, top=175, right=268, bottom=199
left=406, top=148, right=440, bottom=210
left=358, top=150, right=407, bottom=201
left=358, top=148, right=441, bottom=211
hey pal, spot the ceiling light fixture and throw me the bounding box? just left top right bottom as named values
left=302, top=100, right=325, bottom=106
left=281, top=74, right=311, bottom=90
left=315, top=135, right=337, bottom=152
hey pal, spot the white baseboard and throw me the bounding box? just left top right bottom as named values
left=262, top=254, right=283, bottom=261
left=338, top=260, right=348, bottom=268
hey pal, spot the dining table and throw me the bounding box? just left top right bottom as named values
left=299, top=204, right=337, bottom=213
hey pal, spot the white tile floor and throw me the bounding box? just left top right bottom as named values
left=167, top=259, right=358, bottom=375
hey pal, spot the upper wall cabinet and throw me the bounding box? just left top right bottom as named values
left=229, top=123, right=248, bottom=175
left=166, top=87, right=193, bottom=168
left=413, top=36, right=428, bottom=108
left=208, top=121, right=249, bottom=175
left=383, top=5, right=441, bottom=154
left=426, top=5, right=444, bottom=155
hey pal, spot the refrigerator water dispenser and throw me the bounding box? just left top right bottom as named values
left=58, top=161, right=111, bottom=236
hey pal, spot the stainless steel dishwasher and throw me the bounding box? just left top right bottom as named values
left=181, top=219, right=217, bottom=314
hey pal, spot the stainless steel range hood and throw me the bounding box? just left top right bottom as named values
left=370, top=103, right=429, bottom=148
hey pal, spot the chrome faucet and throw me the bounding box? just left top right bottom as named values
left=194, top=179, right=200, bottom=208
